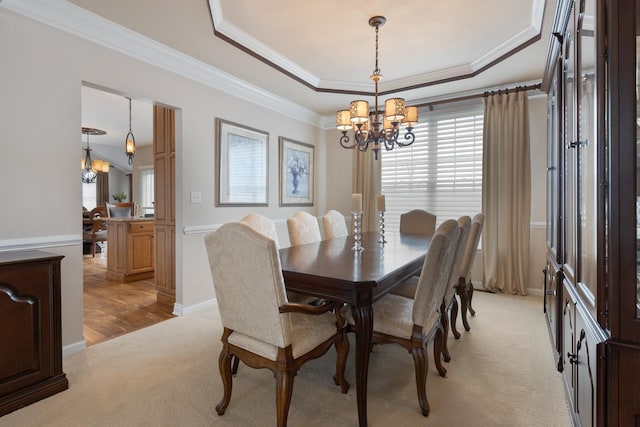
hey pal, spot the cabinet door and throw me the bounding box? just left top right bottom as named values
left=576, top=0, right=601, bottom=319
left=562, top=279, right=578, bottom=408
left=563, top=2, right=578, bottom=284
left=574, top=304, right=604, bottom=427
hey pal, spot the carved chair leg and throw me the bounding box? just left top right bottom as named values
left=468, top=283, right=476, bottom=316
left=333, top=329, right=350, bottom=393
left=215, top=347, right=234, bottom=415
left=457, top=281, right=471, bottom=331
left=450, top=297, right=461, bottom=340
left=411, top=345, right=430, bottom=417
left=91, top=238, right=96, bottom=257
left=275, top=370, right=295, bottom=427
left=433, top=327, right=447, bottom=377
left=440, top=302, right=451, bottom=363
left=231, top=356, right=240, bottom=375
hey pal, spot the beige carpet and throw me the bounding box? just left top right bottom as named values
left=0, top=291, right=572, bottom=426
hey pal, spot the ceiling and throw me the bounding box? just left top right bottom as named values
left=69, top=0, right=554, bottom=170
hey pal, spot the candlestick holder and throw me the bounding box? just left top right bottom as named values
left=351, top=211, right=364, bottom=252
left=378, top=210, right=387, bottom=243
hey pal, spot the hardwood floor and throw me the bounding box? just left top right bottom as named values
left=83, top=252, right=174, bottom=346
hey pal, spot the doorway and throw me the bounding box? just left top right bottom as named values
left=81, top=84, right=175, bottom=346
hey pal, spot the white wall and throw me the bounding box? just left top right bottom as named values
left=0, top=9, right=325, bottom=350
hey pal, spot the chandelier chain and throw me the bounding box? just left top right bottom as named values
left=374, top=24, right=380, bottom=76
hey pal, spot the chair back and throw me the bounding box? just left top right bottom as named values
left=412, top=219, right=459, bottom=328
left=400, top=209, right=437, bottom=236
left=444, top=216, right=471, bottom=303
left=205, top=222, right=292, bottom=348
left=239, top=213, right=279, bottom=247
left=287, top=211, right=321, bottom=246
left=458, top=213, right=485, bottom=283
left=88, top=205, right=107, bottom=219
left=322, top=209, right=348, bottom=239
left=106, top=202, right=135, bottom=218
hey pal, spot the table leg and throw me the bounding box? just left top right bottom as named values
left=352, top=303, right=373, bottom=427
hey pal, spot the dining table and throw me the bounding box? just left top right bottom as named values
left=279, top=230, right=432, bottom=427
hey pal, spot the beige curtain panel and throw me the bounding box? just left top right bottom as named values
left=352, top=148, right=381, bottom=232
left=481, top=90, right=531, bottom=295
left=96, top=172, right=109, bottom=206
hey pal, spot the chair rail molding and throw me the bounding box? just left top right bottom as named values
left=0, top=234, right=80, bottom=252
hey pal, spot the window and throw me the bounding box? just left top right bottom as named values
left=381, top=100, right=484, bottom=232
left=139, top=166, right=154, bottom=216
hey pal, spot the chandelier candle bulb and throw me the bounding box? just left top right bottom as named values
left=377, top=195, right=385, bottom=212
left=352, top=193, right=363, bottom=213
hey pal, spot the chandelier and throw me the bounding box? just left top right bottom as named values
left=124, top=97, right=136, bottom=165
left=81, top=127, right=108, bottom=183
left=336, top=16, right=418, bottom=160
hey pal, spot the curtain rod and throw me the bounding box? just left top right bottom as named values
left=414, top=82, right=542, bottom=109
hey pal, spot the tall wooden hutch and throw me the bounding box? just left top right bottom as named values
left=543, top=0, right=640, bottom=425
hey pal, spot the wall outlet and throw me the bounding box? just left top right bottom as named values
left=190, top=191, right=202, bottom=203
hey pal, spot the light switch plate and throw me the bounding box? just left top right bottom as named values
left=190, top=191, right=202, bottom=203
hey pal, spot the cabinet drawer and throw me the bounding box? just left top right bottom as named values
left=129, top=222, right=154, bottom=233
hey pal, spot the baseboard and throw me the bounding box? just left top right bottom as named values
left=172, top=298, right=217, bottom=316
left=63, top=340, right=86, bottom=357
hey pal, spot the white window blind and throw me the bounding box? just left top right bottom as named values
left=139, top=166, right=154, bottom=215
left=381, top=100, right=484, bottom=232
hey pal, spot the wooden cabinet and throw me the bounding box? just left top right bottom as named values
left=0, top=250, right=68, bottom=416
left=153, top=105, right=176, bottom=306
left=543, top=0, right=640, bottom=425
left=106, top=218, right=155, bottom=282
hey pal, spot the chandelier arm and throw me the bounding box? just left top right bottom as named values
left=396, top=128, right=416, bottom=147
left=339, top=132, right=356, bottom=149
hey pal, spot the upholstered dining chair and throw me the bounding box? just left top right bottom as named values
left=106, top=202, right=135, bottom=218
left=399, top=209, right=437, bottom=236
left=82, top=205, right=108, bottom=257
left=239, top=213, right=280, bottom=247
left=287, top=211, right=322, bottom=246
left=204, top=222, right=349, bottom=427
left=361, top=219, right=459, bottom=417
left=454, top=213, right=485, bottom=331
left=440, top=216, right=471, bottom=361
left=391, top=216, right=471, bottom=362
left=240, top=213, right=311, bottom=305
left=322, top=209, right=349, bottom=239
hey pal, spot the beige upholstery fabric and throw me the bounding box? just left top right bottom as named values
left=459, top=213, right=485, bottom=284
left=411, top=219, right=460, bottom=330
left=239, top=213, right=279, bottom=247
left=204, top=222, right=340, bottom=360
left=444, top=216, right=471, bottom=304
left=287, top=211, right=321, bottom=246
left=367, top=219, right=458, bottom=340
left=322, top=210, right=348, bottom=239
left=399, top=209, right=437, bottom=236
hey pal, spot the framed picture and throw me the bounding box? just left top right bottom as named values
left=216, top=118, right=269, bottom=206
left=279, top=137, right=314, bottom=206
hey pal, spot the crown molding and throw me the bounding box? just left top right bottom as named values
left=208, top=0, right=547, bottom=95
left=1, top=0, right=324, bottom=127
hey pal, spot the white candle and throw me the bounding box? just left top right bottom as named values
left=352, top=193, right=363, bottom=212
left=377, top=194, right=386, bottom=211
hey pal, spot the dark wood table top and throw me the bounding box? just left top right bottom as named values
left=279, top=231, right=431, bottom=304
